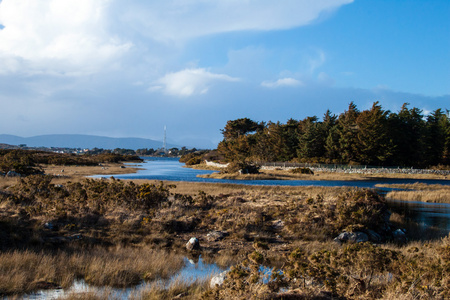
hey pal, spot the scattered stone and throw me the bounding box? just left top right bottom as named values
left=334, top=231, right=369, bottom=244
left=366, top=229, right=382, bottom=243
left=272, top=220, right=285, bottom=230
left=393, top=229, right=407, bottom=243
left=44, top=222, right=55, bottom=230
left=6, top=171, right=21, bottom=177
left=210, top=271, right=228, bottom=288
left=206, top=230, right=228, bottom=242
left=186, top=237, right=200, bottom=251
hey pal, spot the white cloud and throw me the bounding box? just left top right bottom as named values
left=0, top=0, right=132, bottom=75
left=151, top=68, right=239, bottom=97
left=120, top=0, right=353, bottom=42
left=0, top=0, right=353, bottom=76
left=261, top=78, right=303, bottom=88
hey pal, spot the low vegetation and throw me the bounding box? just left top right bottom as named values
left=379, top=183, right=450, bottom=203
left=0, top=150, right=449, bottom=299
left=0, top=149, right=141, bottom=176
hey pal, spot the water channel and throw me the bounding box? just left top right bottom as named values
left=15, top=158, right=450, bottom=299
left=93, top=157, right=450, bottom=232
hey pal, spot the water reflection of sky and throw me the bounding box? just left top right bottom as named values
left=92, top=157, right=450, bottom=233
left=387, top=200, right=450, bottom=232
left=93, top=157, right=450, bottom=190
left=21, top=256, right=226, bottom=300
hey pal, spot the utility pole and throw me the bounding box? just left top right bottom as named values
left=163, top=125, right=167, bottom=153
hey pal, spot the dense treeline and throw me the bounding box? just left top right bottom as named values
left=217, top=102, right=450, bottom=168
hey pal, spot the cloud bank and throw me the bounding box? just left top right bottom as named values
left=0, top=0, right=353, bottom=76
left=151, top=68, right=239, bottom=97
left=2, top=0, right=446, bottom=150
left=261, top=78, right=303, bottom=88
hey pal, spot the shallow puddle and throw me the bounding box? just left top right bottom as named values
left=14, top=256, right=226, bottom=300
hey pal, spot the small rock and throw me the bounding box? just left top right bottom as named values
left=272, top=220, right=285, bottom=230
left=393, top=229, right=407, bottom=243
left=6, top=171, right=21, bottom=177
left=334, top=231, right=369, bottom=244
left=44, top=222, right=55, bottom=230
left=186, top=237, right=200, bottom=251
left=210, top=271, right=228, bottom=288
left=366, top=229, right=382, bottom=243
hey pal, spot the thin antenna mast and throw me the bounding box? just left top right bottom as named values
left=163, top=125, right=167, bottom=153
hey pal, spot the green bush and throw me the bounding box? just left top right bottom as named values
left=291, top=167, right=314, bottom=175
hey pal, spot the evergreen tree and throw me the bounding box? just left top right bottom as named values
left=355, top=102, right=393, bottom=165
left=297, top=116, right=324, bottom=161
left=335, top=102, right=360, bottom=163
left=424, top=109, right=447, bottom=166
left=388, top=104, right=425, bottom=167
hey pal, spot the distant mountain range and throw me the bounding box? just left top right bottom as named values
left=0, top=134, right=181, bottom=150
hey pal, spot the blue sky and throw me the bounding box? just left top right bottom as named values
left=0, top=0, right=449, bottom=148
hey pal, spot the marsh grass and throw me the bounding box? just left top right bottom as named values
left=376, top=183, right=450, bottom=203
left=385, top=190, right=450, bottom=203
left=0, top=246, right=185, bottom=296
left=1, top=163, right=449, bottom=299
left=131, top=278, right=210, bottom=300
left=58, top=289, right=117, bottom=300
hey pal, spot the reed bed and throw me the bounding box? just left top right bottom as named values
left=0, top=246, right=185, bottom=296
left=385, top=190, right=450, bottom=203
left=130, top=278, right=210, bottom=300
left=1, top=163, right=449, bottom=299
left=377, top=183, right=450, bottom=191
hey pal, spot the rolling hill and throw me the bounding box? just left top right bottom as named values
left=0, top=134, right=180, bottom=150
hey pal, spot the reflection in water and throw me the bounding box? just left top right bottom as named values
left=94, top=157, right=450, bottom=189
left=20, top=256, right=225, bottom=300
left=387, top=200, right=450, bottom=232
left=93, top=157, right=450, bottom=233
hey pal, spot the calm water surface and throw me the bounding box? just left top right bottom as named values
left=16, top=159, right=450, bottom=299
left=93, top=157, right=450, bottom=233
left=19, top=256, right=225, bottom=300
left=94, top=157, right=450, bottom=189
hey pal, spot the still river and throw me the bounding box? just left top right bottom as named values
left=18, top=157, right=450, bottom=299
left=93, top=157, right=450, bottom=233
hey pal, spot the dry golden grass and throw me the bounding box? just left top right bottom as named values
left=0, top=246, right=185, bottom=296
left=386, top=189, right=450, bottom=203
left=2, top=162, right=449, bottom=299
left=377, top=183, right=450, bottom=191
left=158, top=180, right=352, bottom=198
left=131, top=278, right=210, bottom=300
left=0, top=163, right=140, bottom=188
left=377, top=183, right=450, bottom=203
left=385, top=190, right=450, bottom=203
left=194, top=165, right=450, bottom=181
left=0, top=176, right=19, bottom=189
left=198, top=168, right=372, bottom=181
